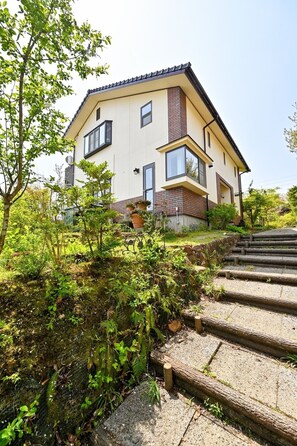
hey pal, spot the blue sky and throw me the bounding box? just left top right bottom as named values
left=39, top=0, right=297, bottom=194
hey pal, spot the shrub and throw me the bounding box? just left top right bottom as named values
left=206, top=204, right=238, bottom=230
left=226, top=225, right=247, bottom=235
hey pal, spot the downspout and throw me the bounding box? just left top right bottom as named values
left=203, top=117, right=216, bottom=226
left=206, top=194, right=210, bottom=227
left=203, top=116, right=217, bottom=153
left=238, top=169, right=249, bottom=221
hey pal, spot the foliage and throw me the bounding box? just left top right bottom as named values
left=0, top=0, right=110, bottom=254
left=284, top=103, right=297, bottom=154
left=147, top=378, right=161, bottom=405
left=243, top=186, right=282, bottom=228
left=206, top=204, right=238, bottom=230
left=0, top=399, right=38, bottom=446
left=287, top=186, right=297, bottom=213
left=51, top=160, right=119, bottom=259
left=204, top=398, right=224, bottom=420
left=286, top=353, right=297, bottom=367
left=226, top=224, right=247, bottom=235
left=12, top=250, right=49, bottom=279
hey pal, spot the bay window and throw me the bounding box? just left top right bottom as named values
left=166, top=146, right=206, bottom=187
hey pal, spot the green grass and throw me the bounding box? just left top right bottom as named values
left=164, top=230, right=228, bottom=246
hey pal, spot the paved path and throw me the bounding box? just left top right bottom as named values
left=94, top=381, right=263, bottom=446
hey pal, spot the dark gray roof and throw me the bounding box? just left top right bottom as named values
left=65, top=63, right=249, bottom=171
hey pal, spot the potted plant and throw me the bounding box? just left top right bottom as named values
left=126, top=202, right=135, bottom=212
left=130, top=210, right=145, bottom=229
left=135, top=200, right=151, bottom=211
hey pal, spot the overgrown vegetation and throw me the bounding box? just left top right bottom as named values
left=0, top=162, right=204, bottom=444
left=206, top=204, right=238, bottom=230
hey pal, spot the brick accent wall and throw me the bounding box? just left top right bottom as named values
left=111, top=195, right=143, bottom=216
left=167, top=87, right=187, bottom=142
left=112, top=188, right=216, bottom=222
left=154, top=188, right=215, bottom=220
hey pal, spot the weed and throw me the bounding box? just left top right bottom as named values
left=202, top=364, right=217, bottom=378
left=204, top=398, right=224, bottom=419
left=189, top=304, right=204, bottom=314
left=2, top=372, right=21, bottom=384
left=246, top=265, right=255, bottom=271
left=0, top=399, right=39, bottom=445
left=286, top=353, right=297, bottom=367
left=147, top=378, right=161, bottom=405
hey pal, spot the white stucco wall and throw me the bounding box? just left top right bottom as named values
left=186, top=98, right=241, bottom=210
left=72, top=89, right=242, bottom=213
left=74, top=90, right=168, bottom=201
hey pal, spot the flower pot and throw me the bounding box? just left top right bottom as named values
left=136, top=203, right=147, bottom=211
left=131, top=213, right=144, bottom=229
left=126, top=205, right=135, bottom=213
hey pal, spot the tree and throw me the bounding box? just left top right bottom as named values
left=287, top=185, right=297, bottom=213
left=284, top=103, right=297, bottom=154
left=0, top=0, right=111, bottom=254
left=48, top=160, right=118, bottom=258
left=243, top=185, right=282, bottom=228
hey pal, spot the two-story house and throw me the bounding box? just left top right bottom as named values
left=65, top=63, right=250, bottom=229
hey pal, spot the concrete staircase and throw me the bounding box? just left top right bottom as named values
left=94, top=229, right=297, bottom=446
left=224, top=229, right=297, bottom=270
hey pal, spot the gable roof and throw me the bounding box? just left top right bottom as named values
left=65, top=63, right=250, bottom=172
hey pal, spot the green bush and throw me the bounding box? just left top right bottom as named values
left=206, top=204, right=238, bottom=230
left=11, top=251, right=49, bottom=279
left=226, top=225, right=247, bottom=235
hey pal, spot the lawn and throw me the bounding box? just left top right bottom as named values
left=165, top=229, right=230, bottom=246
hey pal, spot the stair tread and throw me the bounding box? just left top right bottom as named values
left=158, top=327, right=297, bottom=423
left=200, top=300, right=297, bottom=342
left=97, top=380, right=263, bottom=446
left=214, top=277, right=297, bottom=302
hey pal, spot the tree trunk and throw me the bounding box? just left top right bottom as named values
left=0, top=199, right=12, bottom=255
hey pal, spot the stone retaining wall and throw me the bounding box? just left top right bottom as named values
left=181, top=235, right=239, bottom=266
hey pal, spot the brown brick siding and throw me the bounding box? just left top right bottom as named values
left=112, top=188, right=216, bottom=222
left=111, top=195, right=143, bottom=216
left=154, top=188, right=214, bottom=220
left=167, top=87, right=187, bottom=142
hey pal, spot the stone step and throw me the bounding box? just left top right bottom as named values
left=241, top=231, right=297, bottom=241
left=237, top=240, right=297, bottom=247
left=224, top=254, right=297, bottom=268
left=152, top=329, right=297, bottom=445
left=151, top=339, right=297, bottom=446
left=93, top=380, right=264, bottom=446
left=218, top=268, right=297, bottom=285
left=214, top=277, right=297, bottom=315
left=232, top=247, right=297, bottom=256
left=183, top=300, right=297, bottom=357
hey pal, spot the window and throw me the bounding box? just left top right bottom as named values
left=223, top=152, right=226, bottom=165
left=166, top=146, right=206, bottom=187
left=234, top=166, right=237, bottom=177
left=96, top=108, right=101, bottom=120
left=141, top=101, right=152, bottom=127
left=84, top=121, right=112, bottom=158
left=207, top=131, right=211, bottom=148
left=143, top=163, right=155, bottom=210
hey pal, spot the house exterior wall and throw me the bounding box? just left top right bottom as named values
left=74, top=90, right=168, bottom=200
left=186, top=98, right=241, bottom=212
left=72, top=83, right=244, bottom=225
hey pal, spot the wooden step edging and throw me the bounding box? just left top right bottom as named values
left=183, top=313, right=297, bottom=358
left=150, top=350, right=297, bottom=446
left=232, top=247, right=297, bottom=255
left=224, top=255, right=297, bottom=267
left=218, top=269, right=297, bottom=285
left=221, top=290, right=297, bottom=315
